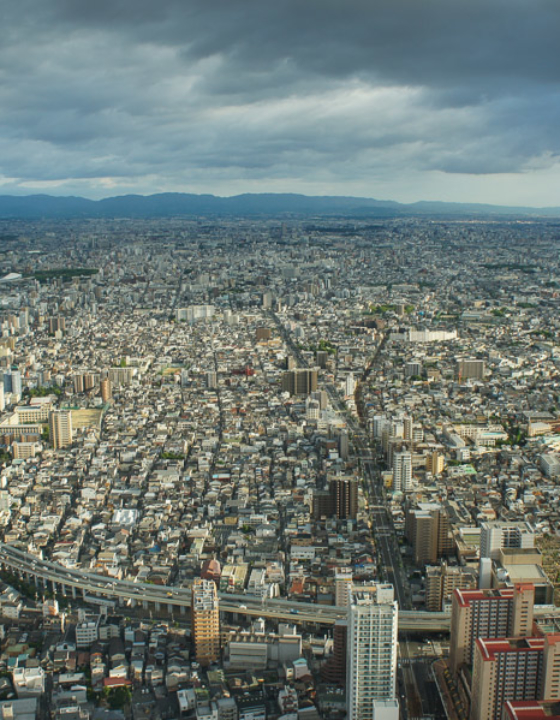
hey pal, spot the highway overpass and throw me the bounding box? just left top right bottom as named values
left=0, top=542, right=452, bottom=632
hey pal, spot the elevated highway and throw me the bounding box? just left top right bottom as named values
left=0, top=543, right=451, bottom=632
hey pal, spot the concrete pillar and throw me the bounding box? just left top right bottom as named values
left=72, top=586, right=77, bottom=599
left=155, top=601, right=161, bottom=612
left=143, top=601, right=148, bottom=610
left=180, top=604, right=186, bottom=615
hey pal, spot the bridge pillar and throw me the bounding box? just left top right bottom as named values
left=180, top=604, right=186, bottom=615
left=155, top=601, right=161, bottom=612
left=72, top=586, right=77, bottom=599
left=143, top=601, right=148, bottom=610
left=168, top=603, right=173, bottom=614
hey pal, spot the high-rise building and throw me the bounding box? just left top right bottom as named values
left=100, top=378, right=112, bottom=403
left=191, top=578, right=220, bottom=666
left=48, top=316, right=66, bottom=335
left=470, top=633, right=560, bottom=720
left=456, top=359, right=486, bottom=381
left=321, top=620, right=348, bottom=686
left=424, top=562, right=477, bottom=612
left=449, top=584, right=535, bottom=676
left=335, top=569, right=353, bottom=607
left=392, top=450, right=412, bottom=492
left=480, top=521, right=535, bottom=561
left=3, top=370, right=22, bottom=399
left=255, top=326, right=272, bottom=341
left=346, top=583, right=399, bottom=720
left=73, top=374, right=84, bottom=394
left=281, top=368, right=318, bottom=396
left=329, top=476, right=358, bottom=520
left=426, top=450, right=445, bottom=476
left=503, top=701, right=560, bottom=720
left=48, top=410, right=73, bottom=450
left=406, top=502, right=453, bottom=565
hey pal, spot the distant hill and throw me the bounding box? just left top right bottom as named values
left=0, top=192, right=559, bottom=219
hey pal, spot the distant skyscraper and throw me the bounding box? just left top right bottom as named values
left=191, top=578, right=220, bottom=666
left=346, top=583, right=399, bottom=720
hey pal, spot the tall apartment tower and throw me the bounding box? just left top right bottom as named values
left=48, top=410, right=73, bottom=450
left=426, top=451, right=445, bottom=476
left=329, top=476, right=358, bottom=519
left=470, top=633, right=560, bottom=720
left=335, top=569, right=353, bottom=607
left=281, top=368, right=318, bottom=396
left=392, top=450, right=412, bottom=492
left=346, top=583, right=399, bottom=720
left=449, top=584, right=535, bottom=675
left=406, top=503, right=453, bottom=565
left=191, top=578, right=220, bottom=666
left=100, top=378, right=112, bottom=403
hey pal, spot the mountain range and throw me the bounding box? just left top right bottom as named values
left=0, top=192, right=559, bottom=219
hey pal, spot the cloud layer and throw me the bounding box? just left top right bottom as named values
left=1, top=0, right=559, bottom=203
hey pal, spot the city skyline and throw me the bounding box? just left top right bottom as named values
left=1, top=0, right=560, bottom=205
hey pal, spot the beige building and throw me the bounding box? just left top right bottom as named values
left=100, top=378, right=112, bottom=403
left=424, top=562, right=477, bottom=612
left=406, top=503, right=453, bottom=566
left=191, top=578, right=220, bottom=666
left=470, top=633, right=560, bottom=720
left=449, top=584, right=535, bottom=676
left=48, top=410, right=73, bottom=449
left=425, top=450, right=444, bottom=476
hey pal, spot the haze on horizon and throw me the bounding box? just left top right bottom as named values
left=1, top=0, right=560, bottom=207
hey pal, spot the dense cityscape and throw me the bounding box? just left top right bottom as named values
left=1, top=215, right=560, bottom=720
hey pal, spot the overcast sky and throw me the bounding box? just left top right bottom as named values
left=1, top=0, right=559, bottom=205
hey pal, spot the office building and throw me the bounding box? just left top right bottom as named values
left=48, top=410, right=73, bottom=450
left=346, top=583, right=399, bottom=720
left=191, top=578, right=220, bottom=666
left=449, top=584, right=535, bottom=676
left=281, top=368, right=318, bottom=396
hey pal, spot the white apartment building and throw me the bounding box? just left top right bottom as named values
left=346, top=583, right=399, bottom=720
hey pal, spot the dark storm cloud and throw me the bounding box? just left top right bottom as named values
left=1, top=0, right=559, bottom=200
